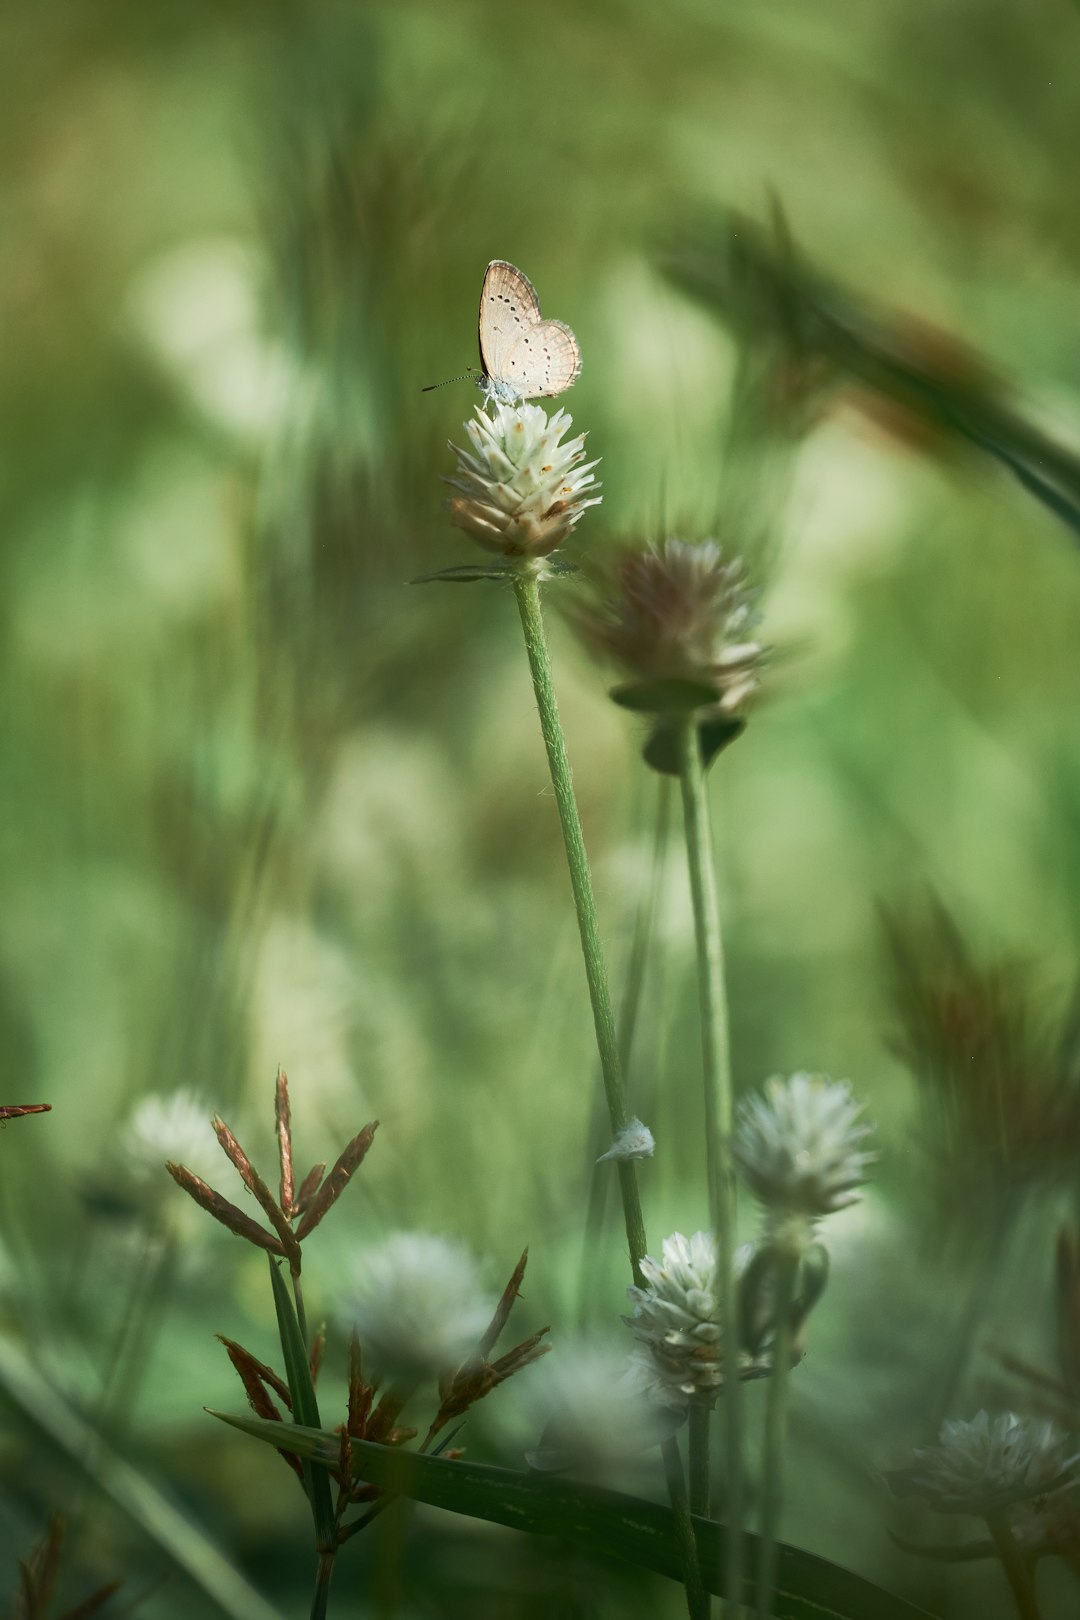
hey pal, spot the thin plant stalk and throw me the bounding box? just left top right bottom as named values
left=755, top=1249, right=799, bottom=1620
left=985, top=1511, right=1043, bottom=1620
left=311, top=1550, right=336, bottom=1620
left=675, top=714, right=743, bottom=1619
left=512, top=568, right=709, bottom=1611
left=688, top=1401, right=712, bottom=1520
left=511, top=566, right=648, bottom=1285
left=662, top=1434, right=710, bottom=1620
left=578, top=776, right=672, bottom=1326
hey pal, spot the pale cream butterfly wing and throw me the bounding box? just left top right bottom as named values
left=478, top=260, right=582, bottom=403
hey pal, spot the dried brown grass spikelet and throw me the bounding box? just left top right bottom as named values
left=213, top=1113, right=302, bottom=1269
left=294, top=1122, right=378, bottom=1241
left=13, top=1515, right=120, bottom=1620
left=166, top=1071, right=378, bottom=1269
left=217, top=1335, right=303, bottom=1482
left=295, top=1161, right=327, bottom=1215
left=165, top=1161, right=286, bottom=1255
left=0, top=1104, right=51, bottom=1122
left=275, top=1067, right=296, bottom=1217
left=880, top=894, right=1080, bottom=1222
left=424, top=1248, right=551, bottom=1446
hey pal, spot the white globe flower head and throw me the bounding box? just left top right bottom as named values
left=344, top=1233, right=493, bottom=1388
left=734, top=1072, right=875, bottom=1240
left=445, top=401, right=601, bottom=560
left=124, top=1090, right=219, bottom=1183
left=623, top=1231, right=724, bottom=1399
left=525, top=1343, right=685, bottom=1472
left=891, top=1411, right=1079, bottom=1517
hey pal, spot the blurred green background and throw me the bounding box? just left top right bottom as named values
left=3, top=1, right=1080, bottom=1615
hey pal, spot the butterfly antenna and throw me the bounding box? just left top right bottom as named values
left=421, top=369, right=480, bottom=393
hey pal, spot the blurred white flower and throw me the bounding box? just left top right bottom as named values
left=889, top=1411, right=1079, bottom=1516
left=525, top=1342, right=684, bottom=1471
left=575, top=538, right=764, bottom=712
left=445, top=402, right=601, bottom=559
left=597, top=1118, right=655, bottom=1163
left=343, top=1233, right=493, bottom=1386
left=734, top=1072, right=875, bottom=1237
left=124, top=1090, right=218, bottom=1183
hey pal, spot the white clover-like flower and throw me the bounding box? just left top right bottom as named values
left=445, top=401, right=601, bottom=559
left=343, top=1232, right=493, bottom=1387
left=734, top=1073, right=875, bottom=1231
left=624, top=1230, right=723, bottom=1398
left=624, top=1231, right=773, bottom=1399
left=891, top=1412, right=1079, bottom=1517
left=596, top=1118, right=655, bottom=1163
left=525, top=1342, right=684, bottom=1471
left=124, top=1090, right=218, bottom=1183
left=625, top=1235, right=807, bottom=1398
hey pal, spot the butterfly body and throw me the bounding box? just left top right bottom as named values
left=477, top=260, right=582, bottom=406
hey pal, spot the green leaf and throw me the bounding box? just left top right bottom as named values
left=410, top=564, right=517, bottom=584
left=266, top=1261, right=335, bottom=1544
left=643, top=716, right=745, bottom=776
left=210, top=1413, right=938, bottom=1619
left=610, top=679, right=721, bottom=715
left=410, top=556, right=580, bottom=585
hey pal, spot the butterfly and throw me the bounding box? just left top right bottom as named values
left=477, top=260, right=582, bottom=405
left=424, top=260, right=582, bottom=406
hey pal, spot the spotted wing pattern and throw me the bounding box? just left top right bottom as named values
left=478, top=259, right=582, bottom=402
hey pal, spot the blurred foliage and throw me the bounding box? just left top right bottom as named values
left=3, top=0, right=1080, bottom=1615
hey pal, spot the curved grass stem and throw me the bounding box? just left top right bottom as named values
left=513, top=569, right=715, bottom=1611
left=511, top=567, right=648, bottom=1284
